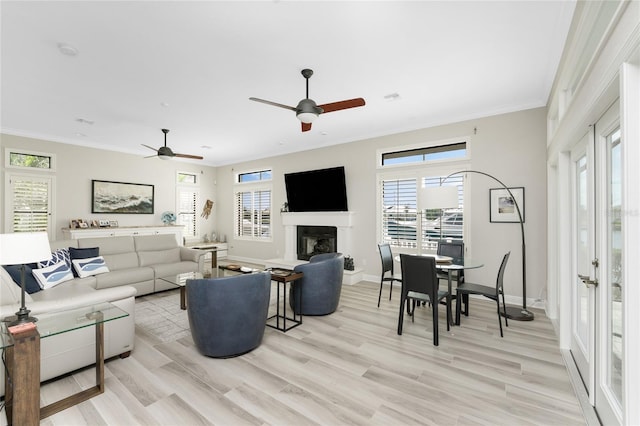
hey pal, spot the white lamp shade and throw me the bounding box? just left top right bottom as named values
left=296, top=112, right=318, bottom=123
left=0, top=232, right=52, bottom=265
left=420, top=186, right=458, bottom=210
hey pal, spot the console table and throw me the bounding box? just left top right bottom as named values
left=1, top=303, right=129, bottom=425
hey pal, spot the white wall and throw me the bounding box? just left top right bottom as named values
left=0, top=133, right=219, bottom=241
left=216, top=107, right=548, bottom=306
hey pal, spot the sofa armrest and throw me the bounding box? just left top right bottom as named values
left=180, top=246, right=206, bottom=263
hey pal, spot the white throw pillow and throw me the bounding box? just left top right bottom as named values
left=72, top=256, right=110, bottom=278
left=32, top=261, right=74, bottom=290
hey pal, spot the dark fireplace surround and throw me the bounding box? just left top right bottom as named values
left=297, top=226, right=337, bottom=261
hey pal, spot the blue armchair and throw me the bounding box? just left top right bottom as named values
left=186, top=271, right=271, bottom=358
left=290, top=252, right=344, bottom=316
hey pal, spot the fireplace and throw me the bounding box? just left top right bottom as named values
left=297, top=226, right=337, bottom=260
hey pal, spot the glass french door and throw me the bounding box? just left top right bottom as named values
left=570, top=102, right=623, bottom=424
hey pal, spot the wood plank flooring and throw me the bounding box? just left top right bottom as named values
left=5, top=280, right=585, bottom=425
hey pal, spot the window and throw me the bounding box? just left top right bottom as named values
left=176, top=172, right=198, bottom=237
left=6, top=174, right=53, bottom=234
left=5, top=149, right=55, bottom=171
left=379, top=173, right=464, bottom=253
left=381, top=142, right=466, bottom=166
left=177, top=188, right=198, bottom=237
left=234, top=169, right=272, bottom=240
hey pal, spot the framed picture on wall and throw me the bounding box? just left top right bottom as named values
left=489, top=187, right=525, bottom=223
left=92, top=180, right=154, bottom=214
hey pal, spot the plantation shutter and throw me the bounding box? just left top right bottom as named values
left=235, top=189, right=271, bottom=238
left=177, top=188, right=197, bottom=237
left=10, top=175, right=52, bottom=233
left=381, top=178, right=417, bottom=247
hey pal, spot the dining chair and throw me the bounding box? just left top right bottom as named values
left=377, top=243, right=402, bottom=307
left=397, top=254, right=450, bottom=346
left=437, top=240, right=468, bottom=315
left=455, top=252, right=510, bottom=337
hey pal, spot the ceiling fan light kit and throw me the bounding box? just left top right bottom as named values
left=142, top=128, right=203, bottom=160
left=250, top=68, right=365, bottom=132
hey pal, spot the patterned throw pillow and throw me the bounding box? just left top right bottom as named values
left=72, top=256, right=110, bottom=278
left=38, top=248, right=72, bottom=270
left=3, top=264, right=42, bottom=294
left=32, top=261, right=74, bottom=290
left=69, top=247, right=99, bottom=277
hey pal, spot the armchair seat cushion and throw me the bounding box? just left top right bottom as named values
left=291, top=253, right=344, bottom=316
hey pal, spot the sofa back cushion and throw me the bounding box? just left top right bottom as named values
left=138, top=247, right=181, bottom=266
left=79, top=236, right=135, bottom=254
left=134, top=234, right=178, bottom=251
left=79, top=237, right=138, bottom=270
left=49, top=239, right=78, bottom=251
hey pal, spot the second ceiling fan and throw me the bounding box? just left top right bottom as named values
left=250, top=68, right=365, bottom=132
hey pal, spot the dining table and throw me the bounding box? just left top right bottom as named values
left=395, top=253, right=484, bottom=325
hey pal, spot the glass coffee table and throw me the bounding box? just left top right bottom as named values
left=159, top=272, right=204, bottom=310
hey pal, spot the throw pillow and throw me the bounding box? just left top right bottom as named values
left=3, top=264, right=42, bottom=294
left=32, top=261, right=74, bottom=290
left=38, top=248, right=72, bottom=270
left=69, top=247, right=99, bottom=277
left=72, top=256, right=110, bottom=278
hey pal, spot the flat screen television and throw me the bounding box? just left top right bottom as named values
left=284, top=166, right=348, bottom=212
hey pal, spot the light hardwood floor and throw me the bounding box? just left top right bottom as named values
left=11, top=280, right=585, bottom=425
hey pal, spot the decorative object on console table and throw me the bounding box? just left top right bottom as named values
left=161, top=211, right=176, bottom=225
left=91, top=179, right=154, bottom=214
left=442, top=170, right=532, bottom=321
left=344, top=256, right=354, bottom=271
left=0, top=232, right=52, bottom=326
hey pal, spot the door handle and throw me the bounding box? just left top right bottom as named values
left=578, top=274, right=598, bottom=287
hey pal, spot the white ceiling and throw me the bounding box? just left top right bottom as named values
left=1, top=1, right=576, bottom=167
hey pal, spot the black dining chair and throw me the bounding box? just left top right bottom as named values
left=455, top=252, right=510, bottom=337
left=377, top=243, right=402, bottom=307
left=437, top=240, right=468, bottom=315
left=397, top=254, right=450, bottom=346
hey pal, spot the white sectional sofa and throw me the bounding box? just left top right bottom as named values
left=0, top=233, right=205, bottom=397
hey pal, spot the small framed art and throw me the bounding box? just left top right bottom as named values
left=489, top=187, right=525, bottom=223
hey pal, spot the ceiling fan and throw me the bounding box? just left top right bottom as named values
left=142, top=129, right=203, bottom=160
left=249, top=68, right=365, bottom=132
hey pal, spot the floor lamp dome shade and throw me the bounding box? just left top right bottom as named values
left=0, top=231, right=52, bottom=325
left=442, top=170, right=533, bottom=321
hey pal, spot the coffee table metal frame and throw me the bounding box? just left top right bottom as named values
left=159, top=271, right=204, bottom=310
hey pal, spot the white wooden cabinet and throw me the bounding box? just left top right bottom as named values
left=61, top=225, right=185, bottom=245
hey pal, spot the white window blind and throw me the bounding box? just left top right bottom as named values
left=10, top=175, right=51, bottom=233
left=381, top=178, right=418, bottom=248
left=235, top=189, right=271, bottom=239
left=177, top=188, right=197, bottom=237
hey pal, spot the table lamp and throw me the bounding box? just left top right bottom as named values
left=0, top=232, right=52, bottom=326
left=420, top=186, right=459, bottom=241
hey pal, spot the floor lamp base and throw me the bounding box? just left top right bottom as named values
left=502, top=305, right=534, bottom=321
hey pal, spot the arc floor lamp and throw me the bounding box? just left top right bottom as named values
left=441, top=170, right=533, bottom=321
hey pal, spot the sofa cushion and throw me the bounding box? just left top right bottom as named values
left=152, top=261, right=202, bottom=279
left=134, top=233, right=177, bottom=251
left=102, top=252, right=139, bottom=271
left=28, top=280, right=137, bottom=314
left=138, top=247, right=181, bottom=266
left=32, top=261, right=75, bottom=290
left=69, top=247, right=100, bottom=277
left=72, top=256, right=110, bottom=278
left=93, top=267, right=154, bottom=289
left=79, top=236, right=135, bottom=254
left=3, top=264, right=42, bottom=294
left=38, top=248, right=72, bottom=270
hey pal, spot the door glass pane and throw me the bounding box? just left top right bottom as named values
left=607, top=128, right=623, bottom=405
left=576, top=155, right=589, bottom=346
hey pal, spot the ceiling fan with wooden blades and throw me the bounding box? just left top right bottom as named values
left=250, top=68, right=365, bottom=132
left=142, top=129, right=203, bottom=160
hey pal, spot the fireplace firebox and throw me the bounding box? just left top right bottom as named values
left=297, top=226, right=337, bottom=261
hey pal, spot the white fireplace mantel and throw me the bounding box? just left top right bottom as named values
left=281, top=211, right=355, bottom=261
left=265, top=211, right=362, bottom=285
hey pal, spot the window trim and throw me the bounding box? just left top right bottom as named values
left=176, top=171, right=198, bottom=186
left=234, top=184, right=272, bottom=242
left=235, top=168, right=273, bottom=184
left=5, top=148, right=57, bottom=172
left=376, top=136, right=471, bottom=170
left=4, top=172, right=56, bottom=235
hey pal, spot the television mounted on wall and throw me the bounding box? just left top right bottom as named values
left=284, top=166, right=348, bottom=212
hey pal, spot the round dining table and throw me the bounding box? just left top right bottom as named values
left=394, top=254, right=484, bottom=325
